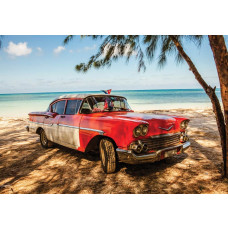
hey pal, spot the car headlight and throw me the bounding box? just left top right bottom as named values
left=133, top=126, right=142, bottom=137
left=133, top=124, right=149, bottom=137
left=180, top=120, right=189, bottom=129
left=142, top=125, right=148, bottom=136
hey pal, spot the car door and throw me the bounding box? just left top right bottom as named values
left=43, top=99, right=66, bottom=143
left=57, top=99, right=82, bottom=149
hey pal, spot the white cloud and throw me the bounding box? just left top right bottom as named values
left=84, top=44, right=96, bottom=51
left=53, top=46, right=65, bottom=54
left=37, top=47, right=42, bottom=52
left=5, top=42, right=32, bottom=57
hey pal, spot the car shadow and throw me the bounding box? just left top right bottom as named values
left=53, top=144, right=100, bottom=162
left=53, top=143, right=188, bottom=176
left=118, top=152, right=188, bottom=176
left=50, top=144, right=188, bottom=180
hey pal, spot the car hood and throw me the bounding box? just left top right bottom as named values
left=111, top=112, right=184, bottom=135
left=98, top=111, right=176, bottom=123
left=95, top=111, right=182, bottom=134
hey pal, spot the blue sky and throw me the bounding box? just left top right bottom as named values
left=0, top=35, right=226, bottom=94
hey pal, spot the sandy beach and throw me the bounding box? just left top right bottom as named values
left=0, top=108, right=228, bottom=194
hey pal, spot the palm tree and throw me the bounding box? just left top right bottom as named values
left=64, top=35, right=228, bottom=177
left=208, top=36, right=228, bottom=175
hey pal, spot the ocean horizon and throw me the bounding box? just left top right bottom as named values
left=0, top=89, right=221, bottom=117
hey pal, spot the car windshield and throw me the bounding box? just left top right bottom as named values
left=81, top=96, right=132, bottom=113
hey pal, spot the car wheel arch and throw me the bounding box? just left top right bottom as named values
left=85, top=135, right=117, bottom=153
left=36, top=127, right=43, bottom=135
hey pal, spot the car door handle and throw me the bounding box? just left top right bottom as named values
left=60, top=115, right=65, bottom=118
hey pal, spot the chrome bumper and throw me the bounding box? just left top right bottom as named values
left=116, top=141, right=190, bottom=164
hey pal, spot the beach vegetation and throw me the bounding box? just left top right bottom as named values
left=64, top=35, right=228, bottom=177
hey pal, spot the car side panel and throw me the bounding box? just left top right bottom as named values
left=43, top=115, right=60, bottom=142
left=77, top=129, right=100, bottom=152
left=79, top=113, right=141, bottom=150
left=28, top=115, right=45, bottom=133
left=57, top=114, right=82, bottom=149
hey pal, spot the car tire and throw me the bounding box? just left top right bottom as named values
left=99, top=138, right=117, bottom=174
left=40, top=129, right=53, bottom=149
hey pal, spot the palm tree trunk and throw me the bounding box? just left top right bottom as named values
left=208, top=35, right=228, bottom=177
left=169, top=35, right=227, bottom=176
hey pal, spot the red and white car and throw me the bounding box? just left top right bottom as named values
left=27, top=94, right=190, bottom=173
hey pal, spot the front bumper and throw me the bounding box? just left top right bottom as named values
left=116, top=141, right=190, bottom=164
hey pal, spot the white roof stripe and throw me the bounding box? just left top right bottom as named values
left=51, top=93, right=126, bottom=103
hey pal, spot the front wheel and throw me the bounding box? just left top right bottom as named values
left=40, top=129, right=53, bottom=148
left=99, top=138, right=117, bottom=174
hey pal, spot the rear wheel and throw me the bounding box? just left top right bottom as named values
left=99, top=138, right=117, bottom=174
left=40, top=129, right=53, bottom=148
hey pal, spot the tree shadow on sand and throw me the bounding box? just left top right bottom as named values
left=1, top=117, right=227, bottom=194
left=118, top=153, right=188, bottom=177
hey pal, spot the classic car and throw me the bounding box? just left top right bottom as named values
left=26, top=93, right=190, bottom=173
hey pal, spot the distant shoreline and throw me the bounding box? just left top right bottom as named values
left=0, top=88, right=221, bottom=96
left=0, top=89, right=221, bottom=117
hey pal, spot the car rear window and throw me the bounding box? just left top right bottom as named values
left=52, top=100, right=66, bottom=115
left=65, top=100, right=81, bottom=115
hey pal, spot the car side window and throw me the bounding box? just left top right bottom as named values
left=51, top=103, right=57, bottom=113
left=51, top=100, right=66, bottom=115
left=65, top=100, right=81, bottom=115
left=80, top=99, right=92, bottom=114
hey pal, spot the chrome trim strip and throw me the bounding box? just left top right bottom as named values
left=158, top=124, right=174, bottom=131
left=29, top=121, right=54, bottom=126
left=58, top=124, right=79, bottom=129
left=116, top=148, right=132, bottom=154
left=149, top=132, right=180, bottom=139
left=43, top=123, right=53, bottom=126
left=58, top=124, right=104, bottom=134
left=80, top=127, right=104, bottom=135
left=183, top=141, right=190, bottom=149
left=116, top=141, right=191, bottom=163
left=29, top=121, right=104, bottom=135
left=132, top=144, right=183, bottom=160
left=29, top=121, right=41, bottom=125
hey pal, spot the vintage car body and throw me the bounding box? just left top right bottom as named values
left=27, top=94, right=190, bottom=173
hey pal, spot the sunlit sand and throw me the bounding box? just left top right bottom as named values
left=0, top=108, right=227, bottom=194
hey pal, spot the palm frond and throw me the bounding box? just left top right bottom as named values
left=175, top=50, right=184, bottom=65
left=157, top=52, right=167, bottom=68
left=81, top=35, right=104, bottom=40
left=65, top=35, right=203, bottom=73
left=144, top=35, right=159, bottom=62
left=64, top=35, right=74, bottom=45
left=187, top=35, right=204, bottom=47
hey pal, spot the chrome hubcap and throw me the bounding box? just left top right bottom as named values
left=41, top=131, right=47, bottom=145
left=100, top=140, right=106, bottom=166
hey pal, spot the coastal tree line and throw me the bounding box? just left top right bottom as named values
left=64, top=35, right=228, bottom=177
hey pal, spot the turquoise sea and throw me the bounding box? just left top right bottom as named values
left=0, top=89, right=222, bottom=117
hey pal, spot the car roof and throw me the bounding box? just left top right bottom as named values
left=51, top=93, right=126, bottom=103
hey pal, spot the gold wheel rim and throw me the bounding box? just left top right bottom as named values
left=100, top=140, right=106, bottom=166
left=41, top=131, right=47, bottom=145
left=100, top=140, right=113, bottom=166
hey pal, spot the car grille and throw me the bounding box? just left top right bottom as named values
left=141, top=133, right=180, bottom=151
